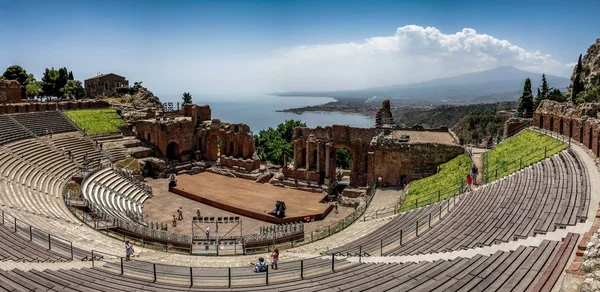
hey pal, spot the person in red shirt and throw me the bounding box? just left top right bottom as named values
left=466, top=174, right=473, bottom=192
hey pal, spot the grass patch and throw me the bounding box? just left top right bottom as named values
left=114, top=157, right=141, bottom=174
left=64, top=109, right=126, bottom=135
left=485, top=130, right=567, bottom=182
left=399, top=154, right=471, bottom=212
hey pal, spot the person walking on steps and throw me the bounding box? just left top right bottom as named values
left=271, top=248, right=279, bottom=270
left=125, top=241, right=134, bottom=261
left=178, top=207, right=183, bottom=220
left=466, top=174, right=473, bottom=192
left=471, top=165, right=479, bottom=185
left=172, top=215, right=177, bottom=227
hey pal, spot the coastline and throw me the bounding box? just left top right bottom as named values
left=275, top=96, right=378, bottom=117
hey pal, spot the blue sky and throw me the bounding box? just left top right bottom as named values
left=1, top=0, right=598, bottom=94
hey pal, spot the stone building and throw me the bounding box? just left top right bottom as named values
left=0, top=80, right=22, bottom=104
left=84, top=73, right=129, bottom=98
left=134, top=103, right=260, bottom=171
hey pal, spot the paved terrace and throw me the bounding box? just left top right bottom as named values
left=385, top=130, right=457, bottom=145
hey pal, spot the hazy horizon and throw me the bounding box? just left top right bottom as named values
left=2, top=0, right=599, bottom=95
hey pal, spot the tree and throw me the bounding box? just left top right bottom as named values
left=336, top=148, right=352, bottom=169
left=182, top=92, right=192, bottom=104
left=2, top=65, right=30, bottom=97
left=254, top=120, right=306, bottom=165
left=534, top=87, right=542, bottom=108
left=68, top=71, right=74, bottom=80
left=518, top=78, right=534, bottom=116
left=57, top=67, right=69, bottom=96
left=575, top=86, right=600, bottom=104
left=25, top=81, right=43, bottom=98
left=548, top=89, right=566, bottom=102
left=60, top=80, right=86, bottom=99
left=572, top=54, right=585, bottom=103
left=42, top=68, right=60, bottom=98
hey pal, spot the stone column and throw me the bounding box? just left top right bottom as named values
left=316, top=142, right=321, bottom=172
left=292, top=141, right=297, bottom=170
left=325, top=143, right=330, bottom=178
left=305, top=142, right=310, bottom=170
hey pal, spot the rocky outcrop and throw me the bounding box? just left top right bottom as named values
left=536, top=99, right=600, bottom=119
left=112, top=87, right=164, bottom=123
left=567, top=38, right=600, bottom=98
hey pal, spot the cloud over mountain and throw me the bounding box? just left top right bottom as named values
left=261, top=25, right=572, bottom=92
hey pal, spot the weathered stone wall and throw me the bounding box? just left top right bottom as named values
left=504, top=117, right=533, bottom=138
left=0, top=80, right=22, bottom=103
left=134, top=103, right=260, bottom=170
left=0, top=99, right=108, bottom=115
left=371, top=143, right=464, bottom=185
left=534, top=100, right=600, bottom=157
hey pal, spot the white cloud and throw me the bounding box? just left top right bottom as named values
left=248, top=25, right=571, bottom=92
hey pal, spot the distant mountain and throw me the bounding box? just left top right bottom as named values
left=276, top=66, right=570, bottom=104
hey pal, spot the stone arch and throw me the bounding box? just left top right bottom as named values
left=312, top=149, right=317, bottom=170
left=300, top=147, right=307, bottom=168
left=559, top=118, right=564, bottom=135
left=569, top=120, right=574, bottom=137
left=539, top=115, right=544, bottom=128
left=549, top=116, right=554, bottom=132
left=166, top=142, right=180, bottom=160
left=229, top=141, right=234, bottom=157
left=589, top=126, right=593, bottom=149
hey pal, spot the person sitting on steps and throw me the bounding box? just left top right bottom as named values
left=250, top=257, right=268, bottom=273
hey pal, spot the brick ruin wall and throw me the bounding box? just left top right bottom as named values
left=534, top=100, right=600, bottom=157
left=371, top=142, right=464, bottom=185
left=0, top=80, right=21, bottom=103
left=0, top=99, right=109, bottom=115
left=504, top=117, right=533, bottom=138
left=287, top=124, right=462, bottom=187
left=134, top=104, right=260, bottom=171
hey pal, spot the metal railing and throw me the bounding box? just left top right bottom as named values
left=89, top=248, right=355, bottom=288
left=0, top=208, right=75, bottom=261
left=328, top=195, right=459, bottom=257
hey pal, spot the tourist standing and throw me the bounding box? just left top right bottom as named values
left=466, top=174, right=473, bottom=192
left=205, top=226, right=210, bottom=240
left=196, top=208, right=201, bottom=219
left=172, top=215, right=177, bottom=227
left=125, top=241, right=134, bottom=261
left=471, top=165, right=479, bottom=185
left=178, top=207, right=183, bottom=220
left=271, top=248, right=279, bottom=270
left=334, top=202, right=339, bottom=214
left=50, top=129, right=53, bottom=139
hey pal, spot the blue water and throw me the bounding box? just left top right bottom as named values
left=159, top=94, right=374, bottom=132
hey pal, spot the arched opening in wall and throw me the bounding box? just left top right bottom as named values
left=147, top=133, right=151, bottom=142
left=312, top=150, right=317, bottom=170
left=334, top=146, right=353, bottom=185
left=580, top=125, right=584, bottom=142
left=229, top=141, right=234, bottom=157
left=217, top=137, right=222, bottom=157
left=300, top=148, right=307, bottom=168
left=569, top=120, right=574, bottom=137
left=539, top=115, right=544, bottom=128
left=166, top=142, right=181, bottom=161
left=549, top=116, right=554, bottom=131
left=559, top=119, right=564, bottom=135
left=589, top=127, right=593, bottom=148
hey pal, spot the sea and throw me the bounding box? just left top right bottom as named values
left=158, top=94, right=374, bottom=132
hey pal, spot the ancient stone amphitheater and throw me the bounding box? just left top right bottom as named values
left=0, top=109, right=598, bottom=291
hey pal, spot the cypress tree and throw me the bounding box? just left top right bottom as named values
left=572, top=54, right=585, bottom=103
left=518, top=78, right=534, bottom=117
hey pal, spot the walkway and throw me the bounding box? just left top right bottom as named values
left=471, top=147, right=486, bottom=185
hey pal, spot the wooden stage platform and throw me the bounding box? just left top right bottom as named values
left=169, top=172, right=333, bottom=224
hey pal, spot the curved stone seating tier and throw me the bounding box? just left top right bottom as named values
left=329, top=200, right=446, bottom=255
left=51, top=134, right=103, bottom=167
left=10, top=111, right=78, bottom=137
left=0, top=115, right=34, bottom=145
left=386, top=150, right=589, bottom=256
left=82, top=168, right=149, bottom=223
left=0, top=223, right=72, bottom=263
left=0, top=234, right=578, bottom=291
